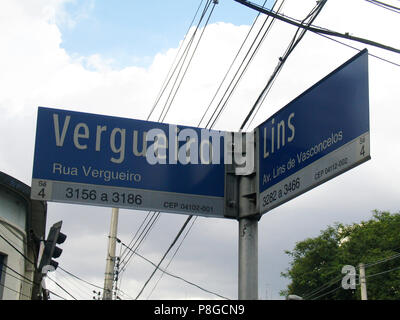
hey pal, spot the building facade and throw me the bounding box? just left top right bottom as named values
left=0, top=171, right=46, bottom=300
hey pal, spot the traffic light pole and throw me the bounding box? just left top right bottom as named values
left=103, top=208, right=119, bottom=300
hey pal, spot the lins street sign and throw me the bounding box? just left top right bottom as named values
left=257, top=49, right=370, bottom=214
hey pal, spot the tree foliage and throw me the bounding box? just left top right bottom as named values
left=280, top=210, right=400, bottom=300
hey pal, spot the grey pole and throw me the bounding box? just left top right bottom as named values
left=238, top=217, right=258, bottom=300
left=238, top=173, right=258, bottom=300
left=103, top=208, right=119, bottom=300
left=359, top=263, right=368, bottom=300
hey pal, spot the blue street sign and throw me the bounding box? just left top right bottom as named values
left=257, top=49, right=370, bottom=214
left=31, top=107, right=227, bottom=217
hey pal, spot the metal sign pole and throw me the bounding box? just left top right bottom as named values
left=238, top=216, right=258, bottom=300
left=236, top=132, right=259, bottom=300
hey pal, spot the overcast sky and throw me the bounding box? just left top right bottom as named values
left=1, top=0, right=399, bottom=300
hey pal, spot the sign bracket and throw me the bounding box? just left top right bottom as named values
left=224, top=131, right=260, bottom=220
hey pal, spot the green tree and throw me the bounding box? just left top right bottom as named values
left=280, top=210, right=400, bottom=300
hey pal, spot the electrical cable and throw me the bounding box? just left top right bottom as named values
left=58, top=266, right=104, bottom=290
left=4, top=264, right=38, bottom=286
left=117, top=1, right=219, bottom=299
left=0, top=231, right=84, bottom=300
left=234, top=0, right=400, bottom=54
left=52, top=272, right=90, bottom=300
left=47, top=289, right=68, bottom=300
left=206, top=0, right=284, bottom=129
left=46, top=275, right=77, bottom=300
left=118, top=0, right=282, bottom=300
left=198, top=0, right=277, bottom=127
left=241, top=0, right=327, bottom=131
left=115, top=212, right=161, bottom=298
left=311, top=264, right=400, bottom=299
left=156, top=0, right=213, bottom=122
left=145, top=1, right=283, bottom=299
left=147, top=0, right=209, bottom=121
left=365, top=265, right=400, bottom=279
left=119, top=211, right=153, bottom=261
left=3, top=269, right=34, bottom=287
left=310, top=283, right=342, bottom=300
left=299, top=252, right=400, bottom=300
left=118, top=212, right=160, bottom=276
left=146, top=216, right=198, bottom=299
left=159, top=0, right=217, bottom=123
left=118, top=237, right=230, bottom=300
left=301, top=274, right=343, bottom=300
left=314, top=32, right=400, bottom=68
left=117, top=1, right=216, bottom=294
left=119, top=212, right=160, bottom=268
left=0, top=281, right=32, bottom=299
left=364, top=0, right=400, bottom=14
left=132, top=0, right=281, bottom=299
left=134, top=215, right=193, bottom=300
left=364, top=252, right=400, bottom=268
left=53, top=269, right=107, bottom=300
left=0, top=233, right=35, bottom=267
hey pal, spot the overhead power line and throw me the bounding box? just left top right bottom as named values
left=205, top=0, right=284, bottom=129
left=234, top=0, right=400, bottom=54
left=119, top=211, right=154, bottom=263
left=0, top=233, right=35, bottom=267
left=0, top=231, right=88, bottom=300
left=366, top=265, right=400, bottom=279
left=149, top=0, right=216, bottom=123
left=134, top=216, right=193, bottom=300
left=158, top=0, right=217, bottom=123
left=47, top=289, right=68, bottom=300
left=119, top=237, right=230, bottom=300
left=117, top=212, right=161, bottom=293
left=364, top=252, right=400, bottom=268
left=0, top=282, right=32, bottom=299
left=302, top=251, right=400, bottom=300
left=4, top=264, right=38, bottom=286
left=311, top=284, right=342, bottom=300
left=241, top=0, right=327, bottom=130
left=118, top=0, right=219, bottom=299
left=146, top=216, right=198, bottom=299
left=301, top=273, right=343, bottom=300
left=136, top=1, right=282, bottom=299
left=147, top=0, right=209, bottom=121
left=119, top=212, right=160, bottom=270
left=364, top=0, right=400, bottom=14
left=315, top=33, right=400, bottom=68
left=46, top=275, right=77, bottom=300
left=58, top=266, right=104, bottom=290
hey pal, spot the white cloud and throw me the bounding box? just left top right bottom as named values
left=0, top=0, right=399, bottom=300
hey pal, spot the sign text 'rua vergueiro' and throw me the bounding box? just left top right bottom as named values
left=31, top=108, right=230, bottom=218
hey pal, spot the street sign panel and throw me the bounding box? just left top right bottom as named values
left=31, top=107, right=227, bottom=218
left=257, top=50, right=370, bottom=215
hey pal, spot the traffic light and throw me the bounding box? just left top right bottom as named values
left=39, top=221, right=67, bottom=271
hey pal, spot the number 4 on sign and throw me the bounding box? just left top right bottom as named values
left=38, top=180, right=47, bottom=198
left=359, top=136, right=366, bottom=157
left=360, top=145, right=365, bottom=157
left=38, top=188, right=46, bottom=198
left=32, top=179, right=52, bottom=201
